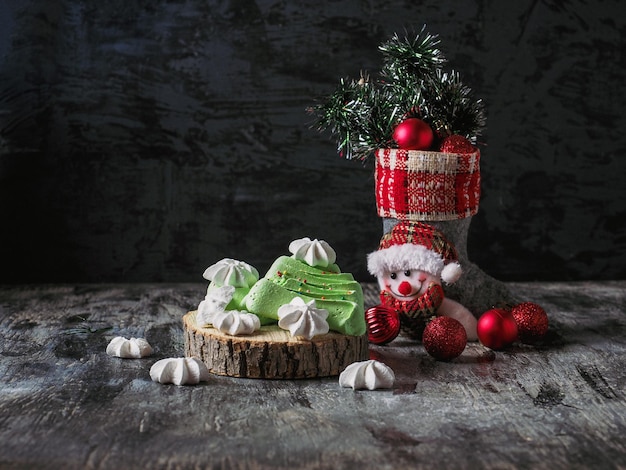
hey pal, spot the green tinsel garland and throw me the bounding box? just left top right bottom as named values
left=309, top=26, right=485, bottom=161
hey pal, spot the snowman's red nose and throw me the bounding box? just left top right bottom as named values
left=398, top=281, right=413, bottom=296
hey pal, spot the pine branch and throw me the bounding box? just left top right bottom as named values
left=379, top=26, right=446, bottom=83
left=422, top=70, right=486, bottom=140
left=309, top=26, right=486, bottom=161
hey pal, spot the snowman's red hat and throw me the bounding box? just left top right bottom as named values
left=367, top=222, right=462, bottom=284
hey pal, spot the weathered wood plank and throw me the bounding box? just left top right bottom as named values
left=0, top=282, right=625, bottom=469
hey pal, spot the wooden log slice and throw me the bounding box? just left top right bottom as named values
left=183, top=311, right=369, bottom=379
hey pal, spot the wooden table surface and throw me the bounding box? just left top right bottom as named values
left=1, top=282, right=625, bottom=469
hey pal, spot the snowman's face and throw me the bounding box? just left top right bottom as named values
left=379, top=270, right=440, bottom=301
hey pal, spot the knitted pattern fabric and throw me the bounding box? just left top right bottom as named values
left=377, top=221, right=458, bottom=265
left=368, top=221, right=462, bottom=284
left=380, top=282, right=444, bottom=339
left=375, top=148, right=481, bottom=221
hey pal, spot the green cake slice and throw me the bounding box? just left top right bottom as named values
left=244, top=256, right=365, bottom=336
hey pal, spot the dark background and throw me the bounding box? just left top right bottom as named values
left=1, top=0, right=625, bottom=284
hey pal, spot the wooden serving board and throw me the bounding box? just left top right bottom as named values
left=183, top=311, right=369, bottom=379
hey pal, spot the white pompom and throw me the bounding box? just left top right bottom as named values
left=441, top=262, right=463, bottom=284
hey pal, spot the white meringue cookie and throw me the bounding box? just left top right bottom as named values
left=106, top=337, right=153, bottom=359
left=339, top=360, right=395, bottom=390
left=212, top=310, right=261, bottom=336
left=197, top=285, right=236, bottom=327
left=202, top=259, right=259, bottom=288
left=277, top=297, right=330, bottom=340
left=288, top=237, right=337, bottom=268
left=149, top=357, right=210, bottom=386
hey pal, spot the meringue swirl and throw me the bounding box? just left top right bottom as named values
left=277, top=297, right=330, bottom=340
left=288, top=237, right=337, bottom=268
left=197, top=285, right=235, bottom=327
left=339, top=360, right=395, bottom=390
left=203, top=259, right=259, bottom=288
left=150, top=357, right=210, bottom=386
left=213, top=310, right=261, bottom=336
left=106, top=337, right=153, bottom=359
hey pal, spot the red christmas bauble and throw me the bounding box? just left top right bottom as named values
left=477, top=308, right=518, bottom=350
left=422, top=316, right=467, bottom=361
left=511, top=302, right=549, bottom=343
left=439, top=134, right=475, bottom=154
left=393, top=118, right=434, bottom=150
left=365, top=305, right=401, bottom=345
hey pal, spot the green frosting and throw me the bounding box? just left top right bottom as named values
left=243, top=256, right=365, bottom=336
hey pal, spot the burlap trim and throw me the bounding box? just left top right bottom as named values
left=375, top=148, right=481, bottom=222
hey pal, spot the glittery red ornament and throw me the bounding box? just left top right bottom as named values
left=511, top=302, right=549, bottom=343
left=422, top=316, right=467, bottom=361
left=393, top=118, right=434, bottom=150
left=477, top=308, right=518, bottom=350
left=365, top=305, right=401, bottom=345
left=439, top=134, right=475, bottom=154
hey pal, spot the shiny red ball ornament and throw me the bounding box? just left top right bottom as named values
left=511, top=302, right=549, bottom=343
left=393, top=118, right=434, bottom=150
left=365, top=305, right=401, bottom=345
left=422, top=316, right=467, bottom=361
left=439, top=134, right=475, bottom=154
left=477, top=308, right=518, bottom=350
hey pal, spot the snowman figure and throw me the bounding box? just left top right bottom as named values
left=366, top=221, right=478, bottom=344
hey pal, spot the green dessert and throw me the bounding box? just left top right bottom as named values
left=243, top=239, right=366, bottom=336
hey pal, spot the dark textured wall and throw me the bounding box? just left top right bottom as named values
left=1, top=0, right=625, bottom=283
